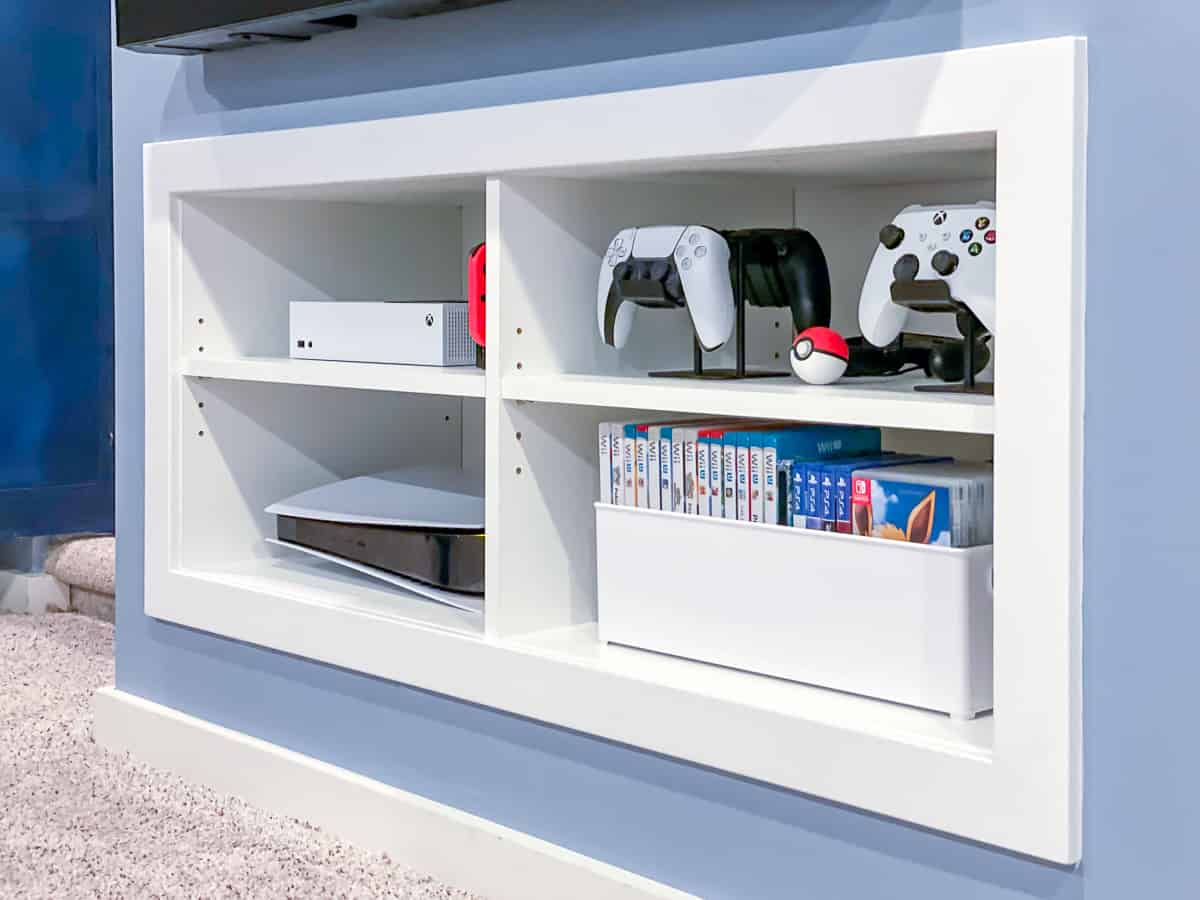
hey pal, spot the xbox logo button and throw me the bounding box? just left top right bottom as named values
left=932, top=210, right=948, bottom=226
left=425, top=314, right=435, bottom=326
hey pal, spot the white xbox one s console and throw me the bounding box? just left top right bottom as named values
left=289, top=301, right=475, bottom=366
left=859, top=203, right=997, bottom=348
left=598, top=225, right=736, bottom=352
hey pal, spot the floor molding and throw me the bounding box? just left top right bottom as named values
left=93, top=688, right=692, bottom=900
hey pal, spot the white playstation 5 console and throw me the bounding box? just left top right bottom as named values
left=859, top=203, right=997, bottom=348
left=289, top=301, right=475, bottom=366
left=266, top=467, right=484, bottom=611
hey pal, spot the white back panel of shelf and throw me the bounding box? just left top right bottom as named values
left=178, top=198, right=464, bottom=359
left=179, top=379, right=464, bottom=569
left=491, top=176, right=796, bottom=380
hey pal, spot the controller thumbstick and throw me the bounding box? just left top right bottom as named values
left=892, top=254, right=919, bottom=281
left=932, top=250, right=959, bottom=277
left=879, top=224, right=905, bottom=250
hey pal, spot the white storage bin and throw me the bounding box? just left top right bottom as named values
left=595, top=503, right=993, bottom=719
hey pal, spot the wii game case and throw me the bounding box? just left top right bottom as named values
left=682, top=427, right=702, bottom=515
left=851, top=462, right=994, bottom=546
left=667, top=427, right=687, bottom=513
left=598, top=422, right=623, bottom=504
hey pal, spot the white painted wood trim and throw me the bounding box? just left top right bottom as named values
left=93, top=688, right=693, bottom=900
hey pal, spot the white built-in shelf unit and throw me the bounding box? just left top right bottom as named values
left=144, top=37, right=1086, bottom=862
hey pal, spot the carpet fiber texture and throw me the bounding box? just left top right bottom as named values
left=0, top=613, right=482, bottom=899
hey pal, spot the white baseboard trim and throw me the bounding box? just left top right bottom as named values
left=93, top=688, right=693, bottom=900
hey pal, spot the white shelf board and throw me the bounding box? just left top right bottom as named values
left=182, top=355, right=486, bottom=397
left=513, top=623, right=994, bottom=760
left=181, top=552, right=484, bottom=638
left=502, top=372, right=994, bottom=435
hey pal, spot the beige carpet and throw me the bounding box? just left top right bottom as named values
left=0, top=613, right=482, bottom=899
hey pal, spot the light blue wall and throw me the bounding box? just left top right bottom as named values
left=114, top=2, right=1200, bottom=896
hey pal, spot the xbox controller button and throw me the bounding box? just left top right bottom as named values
left=918, top=232, right=928, bottom=243
left=879, top=224, right=905, bottom=249
left=695, top=245, right=708, bottom=258
left=960, top=229, right=973, bottom=243
left=975, top=216, right=991, bottom=230
left=968, top=242, right=983, bottom=257
left=932, top=250, right=959, bottom=276
left=985, top=230, right=996, bottom=244
left=933, top=210, right=948, bottom=226
left=893, top=254, right=919, bottom=281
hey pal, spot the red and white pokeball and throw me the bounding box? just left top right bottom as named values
left=790, top=327, right=849, bottom=385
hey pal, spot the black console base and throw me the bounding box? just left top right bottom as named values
left=277, top=515, right=484, bottom=595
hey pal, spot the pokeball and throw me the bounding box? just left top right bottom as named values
left=790, top=327, right=849, bottom=385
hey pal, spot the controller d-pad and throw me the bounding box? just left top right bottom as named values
left=932, top=250, right=959, bottom=277
left=879, top=224, right=905, bottom=250
left=893, top=254, right=920, bottom=281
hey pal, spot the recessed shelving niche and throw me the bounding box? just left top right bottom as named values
left=144, top=38, right=1086, bottom=862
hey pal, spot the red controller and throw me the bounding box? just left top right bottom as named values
left=468, top=242, right=486, bottom=347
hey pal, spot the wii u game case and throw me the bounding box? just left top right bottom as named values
left=696, top=430, right=713, bottom=516
left=735, top=431, right=753, bottom=521
left=622, top=423, right=638, bottom=507
left=648, top=427, right=667, bottom=511
left=721, top=434, right=738, bottom=520
left=760, top=438, right=777, bottom=524
left=635, top=426, right=651, bottom=509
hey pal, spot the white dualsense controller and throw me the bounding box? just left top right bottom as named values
left=597, top=225, right=735, bottom=351
left=858, top=203, right=997, bottom=347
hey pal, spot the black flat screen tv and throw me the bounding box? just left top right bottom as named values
left=117, top=0, right=506, bottom=54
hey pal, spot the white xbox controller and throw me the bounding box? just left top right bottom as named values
left=598, top=225, right=735, bottom=351
left=858, top=203, right=997, bottom=348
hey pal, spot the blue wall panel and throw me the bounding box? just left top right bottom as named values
left=1, top=3, right=113, bottom=536
left=113, top=1, right=1200, bottom=896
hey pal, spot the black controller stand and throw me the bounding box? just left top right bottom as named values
left=649, top=240, right=792, bottom=380
left=890, top=279, right=994, bottom=396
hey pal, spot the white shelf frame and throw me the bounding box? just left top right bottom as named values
left=183, top=355, right=485, bottom=397
left=142, top=37, right=1086, bottom=862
